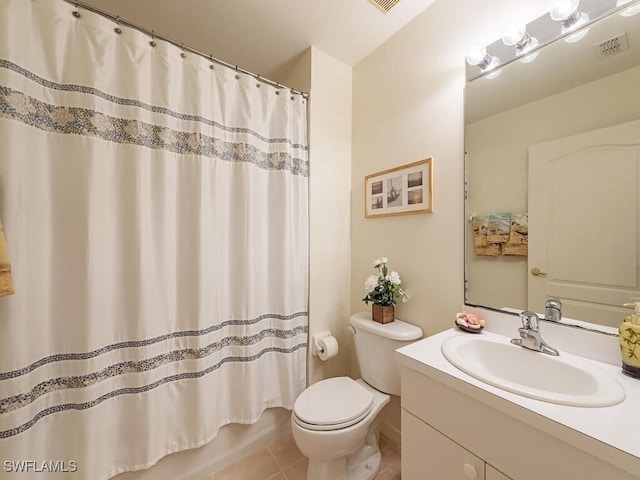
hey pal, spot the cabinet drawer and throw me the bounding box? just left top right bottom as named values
left=486, top=464, right=512, bottom=480
left=402, top=409, right=485, bottom=480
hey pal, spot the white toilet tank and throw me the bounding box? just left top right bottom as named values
left=350, top=312, right=423, bottom=395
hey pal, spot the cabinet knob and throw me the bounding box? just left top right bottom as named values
left=463, top=463, right=478, bottom=479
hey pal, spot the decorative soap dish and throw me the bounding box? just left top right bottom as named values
left=454, top=320, right=484, bottom=334
left=454, top=313, right=485, bottom=334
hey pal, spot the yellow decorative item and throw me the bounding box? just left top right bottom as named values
left=0, top=217, right=15, bottom=297
left=619, top=298, right=640, bottom=379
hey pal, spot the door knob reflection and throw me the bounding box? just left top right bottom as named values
left=530, top=267, right=547, bottom=276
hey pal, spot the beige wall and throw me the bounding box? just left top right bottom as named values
left=275, top=47, right=354, bottom=384
left=307, top=47, right=354, bottom=384
left=350, top=0, right=557, bottom=434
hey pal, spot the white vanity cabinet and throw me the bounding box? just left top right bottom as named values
left=403, top=409, right=488, bottom=479
left=399, top=365, right=639, bottom=480
left=486, top=465, right=512, bottom=480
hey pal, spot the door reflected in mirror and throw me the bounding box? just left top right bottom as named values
left=464, top=3, right=640, bottom=333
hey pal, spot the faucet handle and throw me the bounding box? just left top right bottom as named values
left=545, top=297, right=562, bottom=310
left=544, top=297, right=562, bottom=322
left=519, top=311, right=540, bottom=330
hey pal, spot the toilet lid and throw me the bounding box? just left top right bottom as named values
left=293, top=377, right=374, bottom=429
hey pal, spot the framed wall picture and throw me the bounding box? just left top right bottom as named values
left=364, top=158, right=433, bottom=218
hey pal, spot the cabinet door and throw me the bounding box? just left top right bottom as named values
left=486, top=464, right=512, bottom=480
left=402, top=409, right=485, bottom=480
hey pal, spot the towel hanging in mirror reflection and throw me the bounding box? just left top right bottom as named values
left=471, top=212, right=528, bottom=257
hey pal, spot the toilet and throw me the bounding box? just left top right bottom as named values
left=291, top=312, right=423, bottom=480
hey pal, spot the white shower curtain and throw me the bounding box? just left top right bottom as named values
left=0, top=0, right=308, bottom=478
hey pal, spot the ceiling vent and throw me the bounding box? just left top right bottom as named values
left=594, top=32, right=629, bottom=57
left=368, top=0, right=401, bottom=14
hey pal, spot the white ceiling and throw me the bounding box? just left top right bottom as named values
left=79, top=0, right=437, bottom=82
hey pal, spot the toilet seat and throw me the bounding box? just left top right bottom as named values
left=292, top=377, right=374, bottom=431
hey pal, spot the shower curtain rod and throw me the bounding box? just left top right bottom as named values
left=62, top=0, right=309, bottom=99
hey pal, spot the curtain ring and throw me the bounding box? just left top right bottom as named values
left=235, top=66, right=240, bottom=80
left=180, top=43, right=186, bottom=59
left=149, top=31, right=156, bottom=48
left=72, top=1, right=81, bottom=18
left=114, top=16, right=122, bottom=35
left=209, top=54, right=215, bottom=70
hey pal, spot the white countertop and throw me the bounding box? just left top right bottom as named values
left=395, top=328, right=640, bottom=475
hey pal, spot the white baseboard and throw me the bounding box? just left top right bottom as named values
left=380, top=419, right=401, bottom=451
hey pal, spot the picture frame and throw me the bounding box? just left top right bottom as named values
left=364, top=158, right=433, bottom=218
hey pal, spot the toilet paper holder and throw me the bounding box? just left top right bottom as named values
left=312, top=331, right=333, bottom=357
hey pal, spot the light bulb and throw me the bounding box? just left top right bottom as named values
left=485, top=66, right=502, bottom=80
left=550, top=0, right=580, bottom=21
left=564, top=26, right=590, bottom=43
left=503, top=22, right=539, bottom=57
left=503, top=22, right=527, bottom=46
left=549, top=0, right=589, bottom=43
left=466, top=46, right=488, bottom=66
left=482, top=57, right=501, bottom=79
left=520, top=49, right=540, bottom=64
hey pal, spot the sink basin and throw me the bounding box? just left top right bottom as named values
left=441, top=334, right=626, bottom=407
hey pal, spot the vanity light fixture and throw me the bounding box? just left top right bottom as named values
left=502, top=22, right=540, bottom=63
left=550, top=0, right=590, bottom=43
left=465, top=45, right=501, bottom=78
left=466, top=0, right=634, bottom=82
left=617, top=0, right=640, bottom=16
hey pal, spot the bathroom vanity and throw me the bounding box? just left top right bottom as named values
left=395, top=327, right=640, bottom=480
left=436, top=1, right=640, bottom=477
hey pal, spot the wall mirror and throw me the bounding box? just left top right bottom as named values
left=464, top=0, right=640, bottom=334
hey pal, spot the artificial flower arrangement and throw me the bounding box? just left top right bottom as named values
left=362, top=257, right=408, bottom=323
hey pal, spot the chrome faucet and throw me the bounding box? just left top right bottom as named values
left=511, top=311, right=559, bottom=356
left=545, top=297, right=562, bottom=322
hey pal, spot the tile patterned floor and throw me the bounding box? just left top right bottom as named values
left=207, top=434, right=400, bottom=480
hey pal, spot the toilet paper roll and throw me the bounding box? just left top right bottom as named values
left=317, top=335, right=339, bottom=361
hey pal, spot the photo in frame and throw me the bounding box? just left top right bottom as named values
left=364, top=158, right=433, bottom=218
